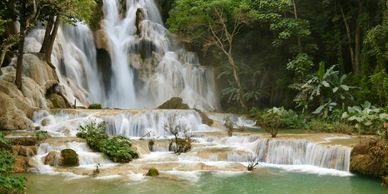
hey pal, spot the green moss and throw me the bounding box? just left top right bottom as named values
left=146, top=168, right=159, bottom=176
left=88, top=104, right=102, bottom=109
left=51, top=99, right=60, bottom=109
left=60, top=149, right=79, bottom=167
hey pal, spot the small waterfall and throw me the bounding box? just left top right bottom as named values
left=256, top=139, right=351, bottom=171
left=103, top=110, right=214, bottom=138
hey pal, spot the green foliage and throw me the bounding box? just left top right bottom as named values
left=77, top=122, right=138, bottom=163
left=0, top=133, right=25, bottom=194
left=255, top=107, right=306, bottom=132
left=35, top=130, right=49, bottom=141
left=100, top=136, right=139, bottom=163
left=342, top=101, right=388, bottom=134
left=306, top=119, right=353, bottom=134
left=88, top=103, right=102, bottom=109
left=292, top=63, right=355, bottom=118
left=369, top=70, right=388, bottom=106
left=77, top=121, right=108, bottom=151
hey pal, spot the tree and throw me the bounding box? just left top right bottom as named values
left=39, top=0, right=95, bottom=65
left=168, top=0, right=259, bottom=111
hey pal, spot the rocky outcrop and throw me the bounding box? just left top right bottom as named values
left=158, top=97, right=189, bottom=109
left=351, top=140, right=388, bottom=185
left=44, top=151, right=62, bottom=167
left=0, top=53, right=59, bottom=130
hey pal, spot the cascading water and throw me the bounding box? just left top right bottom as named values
left=101, top=0, right=218, bottom=110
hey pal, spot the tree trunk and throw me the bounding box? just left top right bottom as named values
left=15, top=21, right=26, bottom=90
left=354, top=0, right=362, bottom=76
left=226, top=53, right=247, bottom=111
left=40, top=16, right=60, bottom=65
left=40, top=15, right=54, bottom=54
left=292, top=0, right=302, bottom=52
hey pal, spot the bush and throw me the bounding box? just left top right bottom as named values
left=77, top=122, right=108, bottom=151
left=77, top=122, right=139, bottom=163
left=35, top=131, right=49, bottom=141
left=0, top=133, right=25, bottom=194
left=88, top=104, right=102, bottom=109
left=100, top=136, right=139, bottom=163
left=342, top=101, right=388, bottom=134
left=256, top=107, right=306, bottom=137
left=306, top=119, right=353, bottom=134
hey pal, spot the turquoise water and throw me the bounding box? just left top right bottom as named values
left=25, top=168, right=387, bottom=194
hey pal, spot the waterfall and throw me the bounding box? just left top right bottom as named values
left=256, top=139, right=351, bottom=171
left=100, top=0, right=218, bottom=110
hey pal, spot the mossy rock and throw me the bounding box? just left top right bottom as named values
left=61, top=149, right=79, bottom=167
left=146, top=168, right=159, bottom=176
left=158, top=97, right=189, bottom=109
left=88, top=104, right=102, bottom=109
left=9, top=137, right=38, bottom=146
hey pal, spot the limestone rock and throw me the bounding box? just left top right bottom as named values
left=350, top=140, right=388, bottom=178
left=12, top=145, right=37, bottom=157
left=158, top=97, right=189, bottom=109
left=44, top=151, right=61, bottom=167
left=14, top=156, right=29, bottom=173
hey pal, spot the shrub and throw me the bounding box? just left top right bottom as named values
left=164, top=116, right=192, bottom=154
left=224, top=116, right=234, bottom=136
left=77, top=122, right=139, bottom=163
left=342, top=101, right=388, bottom=134
left=100, top=136, right=139, bottom=163
left=35, top=131, right=49, bottom=141
left=77, top=122, right=108, bottom=151
left=256, top=107, right=306, bottom=137
left=306, top=119, right=353, bottom=134
left=88, top=104, right=102, bottom=109
left=0, top=133, right=26, bottom=194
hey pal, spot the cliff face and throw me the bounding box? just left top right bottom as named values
left=351, top=140, right=388, bottom=186
left=0, top=53, right=65, bottom=130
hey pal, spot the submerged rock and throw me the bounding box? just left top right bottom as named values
left=146, top=167, right=159, bottom=176
left=61, top=149, right=79, bottom=167
left=158, top=97, right=189, bottom=109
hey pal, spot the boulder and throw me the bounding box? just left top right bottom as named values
left=14, top=156, right=29, bottom=173
left=158, top=97, right=189, bottom=109
left=146, top=167, right=159, bottom=176
left=44, top=151, right=61, bottom=167
left=60, top=149, right=79, bottom=167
